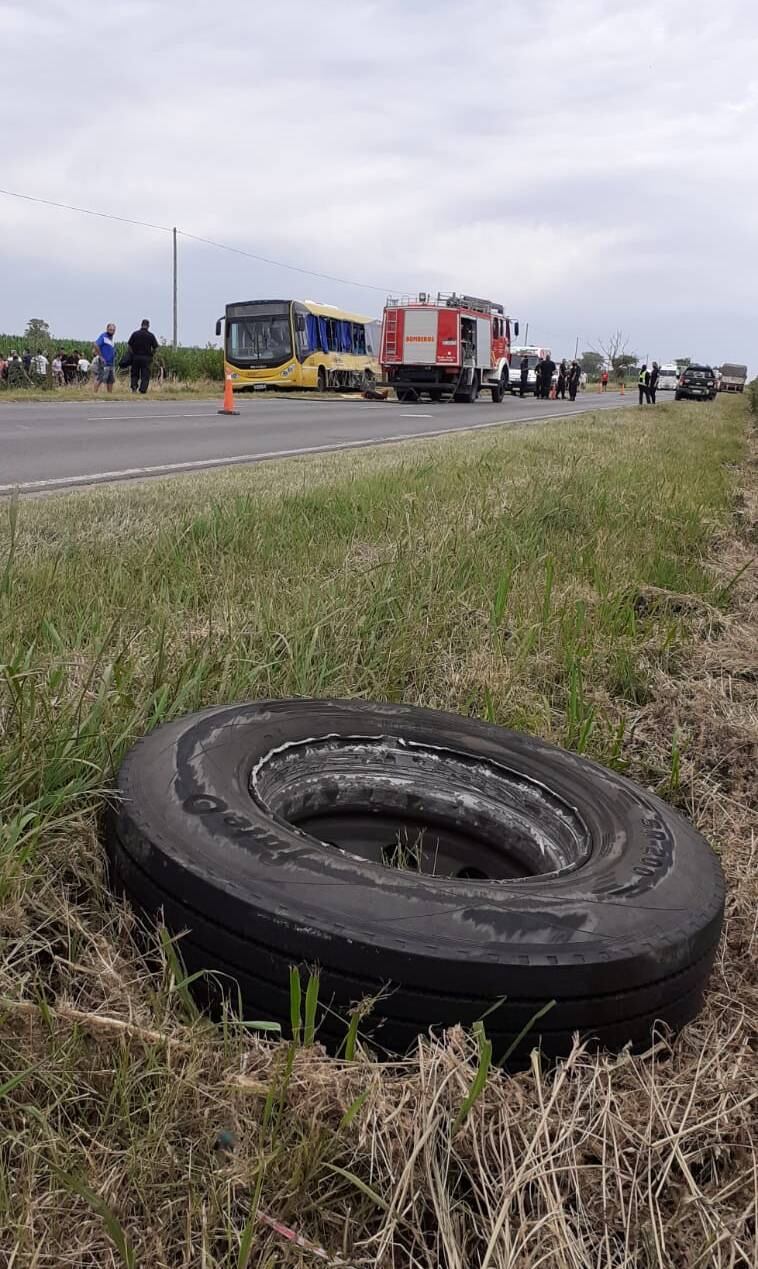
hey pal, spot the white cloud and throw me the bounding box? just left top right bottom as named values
left=1, top=0, right=756, bottom=367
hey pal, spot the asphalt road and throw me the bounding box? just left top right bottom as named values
left=0, top=391, right=634, bottom=495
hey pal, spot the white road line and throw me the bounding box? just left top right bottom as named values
left=0, top=406, right=624, bottom=496
left=86, top=412, right=222, bottom=421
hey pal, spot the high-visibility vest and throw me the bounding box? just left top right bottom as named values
left=638, top=369, right=647, bottom=386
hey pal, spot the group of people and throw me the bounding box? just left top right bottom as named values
left=521, top=355, right=583, bottom=401
left=0, top=348, right=90, bottom=385
left=638, top=362, right=661, bottom=405
left=0, top=319, right=161, bottom=395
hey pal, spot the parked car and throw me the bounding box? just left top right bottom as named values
left=509, top=353, right=540, bottom=395
left=657, top=364, right=679, bottom=391
left=675, top=365, right=717, bottom=401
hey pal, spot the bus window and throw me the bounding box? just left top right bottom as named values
left=294, top=311, right=310, bottom=358
left=228, top=313, right=291, bottom=364
left=366, top=321, right=380, bottom=357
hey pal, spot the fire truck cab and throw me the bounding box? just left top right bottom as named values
left=380, top=293, right=519, bottom=403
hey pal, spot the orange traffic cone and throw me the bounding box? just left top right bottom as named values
left=218, top=374, right=240, bottom=416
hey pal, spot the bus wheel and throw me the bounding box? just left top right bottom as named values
left=317, top=367, right=327, bottom=393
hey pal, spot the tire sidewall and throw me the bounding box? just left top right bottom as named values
left=112, top=700, right=724, bottom=997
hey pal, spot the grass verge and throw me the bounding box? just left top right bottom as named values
left=1, top=399, right=755, bottom=1266
left=0, top=377, right=224, bottom=404
left=0, top=381, right=367, bottom=405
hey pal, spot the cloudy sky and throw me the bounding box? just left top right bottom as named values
left=1, top=0, right=756, bottom=368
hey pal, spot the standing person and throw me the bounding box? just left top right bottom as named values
left=92, top=323, right=117, bottom=394
left=32, top=350, right=48, bottom=377
left=77, top=351, right=91, bottom=382
left=649, top=361, right=660, bottom=404
left=6, top=351, right=25, bottom=386
left=22, top=350, right=32, bottom=373
left=556, top=359, right=568, bottom=400
left=52, top=351, right=64, bottom=387
left=519, top=354, right=529, bottom=397
left=542, top=355, right=556, bottom=399
left=638, top=364, right=650, bottom=406
left=127, top=319, right=159, bottom=395
left=62, top=350, right=78, bottom=385
left=568, top=360, right=581, bottom=401
left=601, top=368, right=609, bottom=392
left=534, top=355, right=545, bottom=399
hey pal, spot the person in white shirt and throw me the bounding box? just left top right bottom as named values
left=32, top=352, right=48, bottom=376
left=52, top=353, right=64, bottom=387
left=77, top=355, right=91, bottom=380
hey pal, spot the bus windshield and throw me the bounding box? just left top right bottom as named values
left=227, top=310, right=292, bottom=367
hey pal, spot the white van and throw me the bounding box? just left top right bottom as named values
left=658, top=364, right=679, bottom=391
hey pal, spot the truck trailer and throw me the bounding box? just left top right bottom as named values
left=718, top=364, right=748, bottom=393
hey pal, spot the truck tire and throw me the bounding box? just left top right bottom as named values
left=454, top=370, right=479, bottom=404
left=491, top=368, right=509, bottom=404
left=106, top=700, right=724, bottom=1062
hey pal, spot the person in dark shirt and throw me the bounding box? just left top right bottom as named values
left=542, top=356, right=556, bottom=399
left=127, top=319, right=160, bottom=394
left=556, top=359, right=568, bottom=400
left=568, top=360, right=581, bottom=401
left=520, top=355, right=530, bottom=397
left=62, top=350, right=78, bottom=385
left=649, top=361, right=660, bottom=404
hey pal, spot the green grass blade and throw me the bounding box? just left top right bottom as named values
left=453, top=1020, right=493, bottom=1131
left=289, top=966, right=302, bottom=1046
left=303, top=969, right=320, bottom=1047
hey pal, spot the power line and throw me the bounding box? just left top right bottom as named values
left=0, top=186, right=171, bottom=234
left=0, top=186, right=395, bottom=294
left=178, top=229, right=391, bottom=293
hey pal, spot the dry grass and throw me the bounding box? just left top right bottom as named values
left=0, top=399, right=756, bottom=1266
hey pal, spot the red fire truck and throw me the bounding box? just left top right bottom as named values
left=380, top=292, right=519, bottom=403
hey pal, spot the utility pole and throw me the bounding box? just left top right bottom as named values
left=523, top=322, right=529, bottom=345
left=574, top=335, right=579, bottom=359
left=172, top=227, right=178, bottom=349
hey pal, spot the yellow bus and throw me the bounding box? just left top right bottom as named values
left=215, top=299, right=381, bottom=391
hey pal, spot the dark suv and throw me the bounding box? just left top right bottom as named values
left=675, top=364, right=717, bottom=401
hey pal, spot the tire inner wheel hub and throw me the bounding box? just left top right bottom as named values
left=251, top=736, right=590, bottom=881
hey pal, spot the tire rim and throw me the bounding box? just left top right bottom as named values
left=251, top=735, right=590, bottom=881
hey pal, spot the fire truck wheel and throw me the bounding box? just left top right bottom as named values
left=106, top=699, right=725, bottom=1063
left=454, top=371, right=479, bottom=404
left=491, top=369, right=508, bottom=404
left=396, top=388, right=417, bottom=403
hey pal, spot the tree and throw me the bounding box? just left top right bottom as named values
left=590, top=330, right=639, bottom=380
left=593, top=329, right=629, bottom=366
left=675, top=357, right=691, bottom=371
left=23, top=318, right=51, bottom=351
left=579, top=351, right=605, bottom=378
